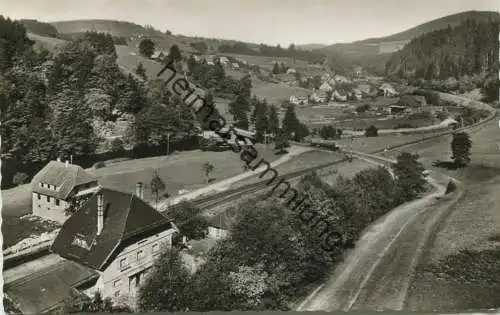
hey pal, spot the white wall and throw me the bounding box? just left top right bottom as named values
left=100, top=227, right=176, bottom=306
left=208, top=227, right=229, bottom=240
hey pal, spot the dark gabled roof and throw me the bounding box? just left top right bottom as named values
left=31, top=161, right=97, bottom=200
left=51, top=188, right=175, bottom=271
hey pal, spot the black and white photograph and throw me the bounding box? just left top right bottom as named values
left=0, top=0, right=499, bottom=314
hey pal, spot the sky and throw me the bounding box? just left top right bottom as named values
left=1, top=0, right=498, bottom=46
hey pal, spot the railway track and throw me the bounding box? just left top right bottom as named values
left=161, top=156, right=351, bottom=215
left=163, top=107, right=497, bottom=216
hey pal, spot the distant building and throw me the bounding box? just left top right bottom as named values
left=219, top=56, right=229, bottom=65
left=286, top=68, right=297, bottom=74
left=232, top=62, right=240, bottom=69
left=331, top=90, right=347, bottom=102
left=31, top=159, right=99, bottom=223
left=352, top=89, right=363, bottom=100
left=290, top=95, right=308, bottom=106
left=379, top=83, right=398, bottom=97
left=389, top=105, right=408, bottom=114
left=311, top=91, right=329, bottom=103
left=51, top=185, right=178, bottom=310
left=319, top=82, right=333, bottom=92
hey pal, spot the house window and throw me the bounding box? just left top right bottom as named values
left=55, top=199, right=60, bottom=206
left=137, top=250, right=145, bottom=261
left=152, top=243, right=159, bottom=253
left=119, top=258, right=128, bottom=269
left=113, top=279, right=121, bottom=288
left=37, top=193, right=41, bottom=200
left=40, top=183, right=44, bottom=188
left=46, top=196, right=50, bottom=202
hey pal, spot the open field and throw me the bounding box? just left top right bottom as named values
left=27, top=33, right=67, bottom=51
left=251, top=78, right=312, bottom=104
left=229, top=149, right=344, bottom=188
left=223, top=53, right=318, bottom=72
left=306, top=116, right=436, bottom=130
left=335, top=130, right=446, bottom=153
left=89, top=144, right=279, bottom=203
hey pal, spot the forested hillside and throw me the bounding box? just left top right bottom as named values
left=0, top=15, right=201, bottom=188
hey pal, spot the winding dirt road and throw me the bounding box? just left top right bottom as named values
left=297, top=153, right=464, bottom=311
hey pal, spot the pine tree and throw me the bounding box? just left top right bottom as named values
left=135, top=62, right=147, bottom=81
left=268, top=105, right=280, bottom=136
left=281, top=104, right=300, bottom=139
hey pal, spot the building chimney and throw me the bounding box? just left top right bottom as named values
left=65, top=160, right=69, bottom=167
left=97, top=190, right=104, bottom=236
left=136, top=182, right=144, bottom=199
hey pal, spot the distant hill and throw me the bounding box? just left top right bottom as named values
left=317, top=10, right=500, bottom=72
left=356, top=10, right=499, bottom=44
left=296, top=44, right=328, bottom=51
left=50, top=19, right=149, bottom=37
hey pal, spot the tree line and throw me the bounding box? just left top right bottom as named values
left=385, top=19, right=499, bottom=100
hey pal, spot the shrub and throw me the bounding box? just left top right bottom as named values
left=365, top=125, right=378, bottom=137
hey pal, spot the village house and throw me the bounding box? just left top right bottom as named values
left=331, top=90, right=347, bottom=102
left=50, top=184, right=178, bottom=310
left=311, top=90, right=329, bottom=103
left=286, top=68, right=297, bottom=74
left=218, top=56, right=229, bottom=65
left=290, top=95, right=309, bottom=106
left=232, top=62, right=240, bottom=70
left=31, top=158, right=99, bottom=223
left=319, top=81, right=333, bottom=92
left=352, top=88, right=363, bottom=100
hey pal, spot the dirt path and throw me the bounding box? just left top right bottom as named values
left=297, top=153, right=462, bottom=311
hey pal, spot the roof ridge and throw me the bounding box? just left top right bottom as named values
left=97, top=191, right=134, bottom=270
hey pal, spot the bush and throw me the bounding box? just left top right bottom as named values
left=365, top=125, right=378, bottom=137
left=445, top=180, right=457, bottom=194
left=12, top=172, right=29, bottom=186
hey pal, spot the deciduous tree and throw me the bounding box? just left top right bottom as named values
left=451, top=131, right=472, bottom=167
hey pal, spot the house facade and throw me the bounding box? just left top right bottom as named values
left=51, top=184, right=178, bottom=310
left=207, top=211, right=234, bottom=240
left=31, top=158, right=99, bottom=223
